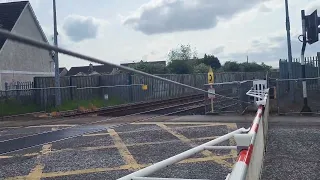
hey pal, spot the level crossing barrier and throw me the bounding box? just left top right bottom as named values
left=227, top=88, right=269, bottom=180
left=118, top=81, right=270, bottom=180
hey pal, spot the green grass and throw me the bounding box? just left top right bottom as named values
left=49, top=97, right=124, bottom=112
left=0, top=97, right=123, bottom=116
left=0, top=99, right=41, bottom=116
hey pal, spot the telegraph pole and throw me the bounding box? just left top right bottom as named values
left=53, top=0, right=61, bottom=106
left=284, top=0, right=294, bottom=102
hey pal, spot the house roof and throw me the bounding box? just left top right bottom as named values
left=121, top=61, right=166, bottom=67
left=0, top=1, right=28, bottom=50
left=59, top=67, right=67, bottom=74
left=66, top=64, right=114, bottom=76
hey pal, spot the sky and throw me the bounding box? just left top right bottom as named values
left=3, top=0, right=320, bottom=69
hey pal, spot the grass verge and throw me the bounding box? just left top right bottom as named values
left=0, top=97, right=124, bottom=117
left=49, top=97, right=124, bottom=112
left=0, top=99, right=41, bottom=116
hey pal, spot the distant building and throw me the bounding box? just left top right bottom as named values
left=121, top=61, right=166, bottom=67
left=0, top=1, right=54, bottom=90
left=59, top=67, right=68, bottom=76
left=66, top=63, right=116, bottom=76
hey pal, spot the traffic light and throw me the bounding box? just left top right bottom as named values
left=305, top=10, right=320, bottom=44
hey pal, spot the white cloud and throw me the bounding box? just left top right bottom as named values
left=62, top=14, right=108, bottom=42
left=305, top=0, right=320, bottom=14
left=224, top=31, right=320, bottom=67
left=25, top=0, right=319, bottom=70
left=259, top=4, right=272, bottom=13
left=212, top=46, right=224, bottom=54
left=122, top=0, right=274, bottom=35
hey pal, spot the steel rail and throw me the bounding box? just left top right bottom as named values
left=0, top=29, right=250, bottom=104
left=0, top=97, right=204, bottom=143
left=0, top=94, right=202, bottom=131
left=0, top=99, right=205, bottom=155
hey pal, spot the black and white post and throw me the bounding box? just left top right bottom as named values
left=300, top=10, right=311, bottom=113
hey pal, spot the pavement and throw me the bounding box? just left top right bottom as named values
left=0, top=115, right=251, bottom=180
left=261, top=116, right=320, bottom=180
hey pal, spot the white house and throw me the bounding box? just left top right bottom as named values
left=0, top=1, right=54, bottom=90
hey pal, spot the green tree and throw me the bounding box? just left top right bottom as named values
left=223, top=61, right=241, bottom=72
left=167, top=44, right=197, bottom=74
left=168, top=44, right=194, bottom=61
left=239, top=62, right=272, bottom=72
left=200, top=54, right=221, bottom=69
left=193, top=63, right=210, bottom=73
left=129, top=60, right=168, bottom=74
left=167, top=60, right=193, bottom=74
left=260, top=62, right=272, bottom=72
left=222, top=61, right=272, bottom=72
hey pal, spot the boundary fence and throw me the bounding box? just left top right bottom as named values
left=274, top=55, right=320, bottom=114
left=279, top=56, right=319, bottom=79
left=1, top=72, right=277, bottom=112
left=275, top=77, right=320, bottom=114
left=0, top=84, right=200, bottom=113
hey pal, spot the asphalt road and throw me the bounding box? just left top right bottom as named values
left=0, top=124, right=107, bottom=155
left=2, top=114, right=319, bottom=180
left=0, top=115, right=248, bottom=180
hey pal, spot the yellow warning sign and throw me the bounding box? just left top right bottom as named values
left=208, top=67, right=214, bottom=84
left=142, top=84, right=148, bottom=90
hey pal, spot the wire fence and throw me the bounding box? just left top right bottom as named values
left=204, top=81, right=253, bottom=114
left=275, top=77, right=320, bottom=114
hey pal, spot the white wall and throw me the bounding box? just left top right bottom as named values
left=0, top=4, right=54, bottom=90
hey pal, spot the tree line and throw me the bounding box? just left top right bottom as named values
left=129, top=44, right=272, bottom=74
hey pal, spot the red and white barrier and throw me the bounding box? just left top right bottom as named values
left=227, top=90, right=269, bottom=180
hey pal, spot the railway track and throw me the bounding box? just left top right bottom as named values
left=1, top=94, right=204, bottom=119
left=96, top=93, right=204, bottom=116
left=0, top=94, right=205, bottom=155
left=0, top=94, right=204, bottom=129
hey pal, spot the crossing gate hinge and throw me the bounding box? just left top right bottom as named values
left=234, top=134, right=253, bottom=153
left=246, top=88, right=268, bottom=106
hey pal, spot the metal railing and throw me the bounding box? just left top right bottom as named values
left=275, top=77, right=320, bottom=114
left=4, top=81, right=34, bottom=90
